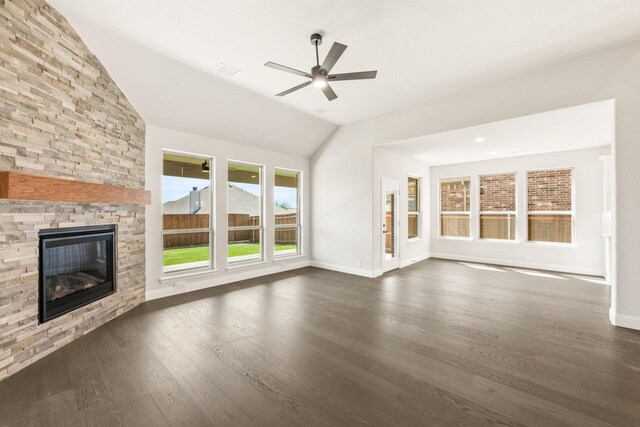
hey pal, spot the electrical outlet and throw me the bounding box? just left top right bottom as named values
left=174, top=282, right=186, bottom=293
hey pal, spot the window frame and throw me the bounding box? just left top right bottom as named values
left=227, top=160, right=265, bottom=265
left=438, top=176, right=472, bottom=240
left=407, top=175, right=421, bottom=241
left=274, top=167, right=303, bottom=258
left=478, top=171, right=518, bottom=242
left=525, top=167, right=575, bottom=246
left=161, top=149, right=215, bottom=276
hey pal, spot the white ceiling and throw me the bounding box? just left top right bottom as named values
left=380, top=100, right=614, bottom=166
left=50, top=0, right=640, bottom=128
left=51, top=18, right=335, bottom=157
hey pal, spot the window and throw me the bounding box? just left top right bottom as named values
left=408, top=176, right=420, bottom=239
left=440, top=177, right=471, bottom=238
left=274, top=169, right=301, bottom=257
left=479, top=173, right=516, bottom=240
left=162, top=152, right=213, bottom=273
left=527, top=168, right=573, bottom=244
left=228, top=161, right=263, bottom=264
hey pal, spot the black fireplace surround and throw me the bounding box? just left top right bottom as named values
left=39, top=225, right=116, bottom=323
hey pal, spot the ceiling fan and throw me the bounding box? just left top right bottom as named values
left=264, top=33, right=377, bottom=101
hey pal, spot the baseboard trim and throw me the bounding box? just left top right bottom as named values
left=430, top=252, right=604, bottom=277
left=146, top=260, right=311, bottom=301
left=400, top=253, right=431, bottom=268
left=310, top=261, right=375, bottom=278
left=609, top=306, right=617, bottom=326
left=311, top=254, right=432, bottom=279
left=146, top=287, right=175, bottom=301
left=614, top=313, right=640, bottom=331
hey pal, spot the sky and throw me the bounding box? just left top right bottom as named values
left=162, top=176, right=208, bottom=203
left=163, top=176, right=298, bottom=208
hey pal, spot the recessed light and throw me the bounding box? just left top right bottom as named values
left=489, top=151, right=498, bottom=156
left=312, top=107, right=329, bottom=114
left=474, top=137, right=485, bottom=143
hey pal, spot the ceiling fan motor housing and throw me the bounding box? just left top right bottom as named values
left=311, top=65, right=327, bottom=76
left=310, top=33, right=323, bottom=45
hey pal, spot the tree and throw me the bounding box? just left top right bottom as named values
left=275, top=200, right=291, bottom=210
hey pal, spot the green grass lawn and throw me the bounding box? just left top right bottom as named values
left=164, top=244, right=297, bottom=266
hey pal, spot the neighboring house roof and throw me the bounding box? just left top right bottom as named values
left=163, top=184, right=295, bottom=216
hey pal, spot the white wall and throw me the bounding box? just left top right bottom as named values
left=430, top=146, right=609, bottom=276
left=146, top=125, right=311, bottom=300
left=373, top=148, right=430, bottom=275
left=311, top=41, right=640, bottom=329
left=600, top=155, right=614, bottom=281
left=310, top=122, right=376, bottom=276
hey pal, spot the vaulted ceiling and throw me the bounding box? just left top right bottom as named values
left=49, top=0, right=640, bottom=156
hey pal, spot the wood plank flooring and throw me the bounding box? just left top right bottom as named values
left=2, top=258, right=640, bottom=426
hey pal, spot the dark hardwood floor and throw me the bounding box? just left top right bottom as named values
left=2, top=258, right=640, bottom=426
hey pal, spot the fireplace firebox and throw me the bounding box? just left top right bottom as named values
left=38, top=225, right=116, bottom=323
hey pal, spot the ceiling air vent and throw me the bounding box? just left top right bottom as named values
left=312, top=107, right=329, bottom=115
left=214, top=63, right=241, bottom=79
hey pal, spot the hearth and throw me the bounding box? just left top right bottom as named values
left=39, top=225, right=116, bottom=323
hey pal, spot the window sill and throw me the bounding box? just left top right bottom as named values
left=274, top=253, right=304, bottom=261
left=437, top=236, right=473, bottom=241
left=407, top=238, right=423, bottom=244
left=478, top=238, right=520, bottom=244
left=160, top=267, right=217, bottom=284
left=226, top=259, right=267, bottom=271
left=525, top=241, right=577, bottom=248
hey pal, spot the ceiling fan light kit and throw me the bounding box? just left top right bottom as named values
left=265, top=33, right=377, bottom=101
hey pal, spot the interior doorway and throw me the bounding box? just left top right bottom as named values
left=381, top=178, right=400, bottom=273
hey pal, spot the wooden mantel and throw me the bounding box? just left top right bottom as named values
left=0, top=171, right=151, bottom=205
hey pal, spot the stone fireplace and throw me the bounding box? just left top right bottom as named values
left=0, top=0, right=147, bottom=380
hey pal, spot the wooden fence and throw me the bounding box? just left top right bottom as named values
left=163, top=214, right=209, bottom=230
left=385, top=212, right=394, bottom=254
left=440, top=213, right=571, bottom=242
left=440, top=214, right=470, bottom=238
left=479, top=214, right=515, bottom=240
left=274, top=213, right=298, bottom=245
left=163, top=214, right=209, bottom=249
left=163, top=213, right=298, bottom=248
left=528, top=214, right=571, bottom=243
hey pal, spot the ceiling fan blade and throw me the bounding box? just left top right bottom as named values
left=276, top=80, right=312, bottom=97
left=321, top=83, right=338, bottom=101
left=265, top=62, right=312, bottom=78
left=328, top=70, right=377, bottom=81
left=321, top=42, right=347, bottom=73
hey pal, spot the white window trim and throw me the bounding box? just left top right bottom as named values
left=525, top=167, right=575, bottom=246
left=477, top=172, right=518, bottom=242
left=161, top=150, right=215, bottom=276
left=227, top=160, right=265, bottom=265
left=274, top=167, right=302, bottom=258
left=408, top=175, right=421, bottom=241
left=438, top=176, right=472, bottom=239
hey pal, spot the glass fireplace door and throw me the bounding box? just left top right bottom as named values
left=39, top=225, right=116, bottom=323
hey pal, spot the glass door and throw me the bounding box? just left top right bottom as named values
left=382, top=179, right=400, bottom=272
